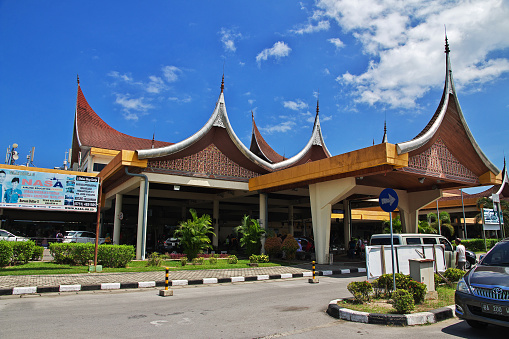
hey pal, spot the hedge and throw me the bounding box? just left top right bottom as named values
left=0, top=240, right=36, bottom=266
left=0, top=241, right=13, bottom=267
left=461, top=238, right=498, bottom=252
left=49, top=243, right=135, bottom=268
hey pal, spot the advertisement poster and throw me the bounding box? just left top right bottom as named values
left=0, top=167, right=99, bottom=212
left=482, top=208, right=503, bottom=231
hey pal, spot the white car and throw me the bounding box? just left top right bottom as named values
left=63, top=231, right=105, bottom=244
left=0, top=229, right=28, bottom=242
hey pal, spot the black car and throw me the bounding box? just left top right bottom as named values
left=455, top=238, right=509, bottom=328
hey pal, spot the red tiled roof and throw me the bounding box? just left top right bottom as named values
left=75, top=86, right=172, bottom=151
left=249, top=115, right=286, bottom=163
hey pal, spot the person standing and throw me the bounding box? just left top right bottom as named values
left=455, top=238, right=467, bottom=270
left=0, top=170, right=6, bottom=203
left=4, top=177, right=22, bottom=203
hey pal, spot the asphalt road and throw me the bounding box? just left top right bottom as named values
left=0, top=275, right=504, bottom=338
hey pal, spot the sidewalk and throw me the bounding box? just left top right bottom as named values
left=0, top=256, right=367, bottom=296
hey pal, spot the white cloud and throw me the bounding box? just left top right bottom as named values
left=259, top=120, right=296, bottom=134
left=219, top=27, right=242, bottom=52
left=162, top=65, right=182, bottom=82
left=168, top=95, right=192, bottom=104
left=146, top=76, right=166, bottom=94
left=313, top=0, right=509, bottom=108
left=108, top=71, right=134, bottom=82
left=328, top=38, right=345, bottom=49
left=291, top=20, right=330, bottom=34
left=115, top=94, right=153, bottom=121
left=283, top=99, right=308, bottom=111
left=256, top=41, right=292, bottom=65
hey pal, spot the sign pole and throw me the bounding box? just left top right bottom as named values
left=390, top=212, right=396, bottom=291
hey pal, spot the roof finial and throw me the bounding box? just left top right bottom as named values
left=381, top=117, right=388, bottom=143
left=444, top=25, right=450, bottom=54
left=77, top=74, right=80, bottom=85
left=221, top=73, right=224, bottom=93
left=151, top=132, right=155, bottom=149
left=316, top=89, right=320, bottom=115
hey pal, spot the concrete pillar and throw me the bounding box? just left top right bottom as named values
left=309, top=177, right=356, bottom=264
left=213, top=199, right=219, bottom=247
left=259, top=193, right=268, bottom=254
left=398, top=190, right=442, bottom=233
left=113, top=194, right=122, bottom=245
left=289, top=205, right=294, bottom=236
left=343, top=200, right=351, bottom=246
left=136, top=179, right=149, bottom=260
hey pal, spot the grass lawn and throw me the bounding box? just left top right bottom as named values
left=0, top=259, right=280, bottom=276
left=338, top=284, right=456, bottom=314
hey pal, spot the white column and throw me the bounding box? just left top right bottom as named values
left=136, top=180, right=149, bottom=260
left=259, top=193, right=268, bottom=254
left=309, top=177, right=356, bottom=264
left=398, top=190, right=442, bottom=233
left=213, top=199, right=219, bottom=247
left=113, top=194, right=122, bottom=245
left=343, top=200, right=351, bottom=248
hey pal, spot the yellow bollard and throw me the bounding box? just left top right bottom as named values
left=308, top=260, right=319, bottom=283
left=159, top=267, right=173, bottom=296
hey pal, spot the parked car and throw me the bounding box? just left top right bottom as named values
left=370, top=233, right=477, bottom=269
left=160, top=237, right=180, bottom=253
left=0, top=229, right=28, bottom=242
left=455, top=238, right=509, bottom=328
left=63, top=231, right=105, bottom=244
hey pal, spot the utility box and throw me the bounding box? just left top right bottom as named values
left=409, top=258, right=435, bottom=292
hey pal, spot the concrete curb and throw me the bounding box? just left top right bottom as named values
left=326, top=299, right=455, bottom=326
left=0, top=268, right=366, bottom=296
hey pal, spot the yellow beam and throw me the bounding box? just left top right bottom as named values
left=0, top=164, right=97, bottom=177
left=98, top=150, right=147, bottom=181
left=90, top=147, right=121, bottom=157
left=250, top=143, right=408, bottom=191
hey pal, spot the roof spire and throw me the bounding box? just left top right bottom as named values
left=221, top=73, right=224, bottom=93
left=77, top=74, right=80, bottom=85
left=381, top=119, right=388, bottom=143
left=445, top=25, right=450, bottom=54
left=151, top=132, right=155, bottom=149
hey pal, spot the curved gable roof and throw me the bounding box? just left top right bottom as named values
left=73, top=85, right=172, bottom=152
left=396, top=37, right=499, bottom=177
left=249, top=112, right=286, bottom=164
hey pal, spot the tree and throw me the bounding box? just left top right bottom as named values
left=475, top=197, right=509, bottom=237
left=234, top=215, right=266, bottom=256
left=383, top=215, right=402, bottom=234
left=174, top=209, right=215, bottom=260
left=418, top=220, right=438, bottom=234
left=427, top=211, right=454, bottom=239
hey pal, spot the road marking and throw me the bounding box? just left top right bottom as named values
left=150, top=320, right=168, bottom=327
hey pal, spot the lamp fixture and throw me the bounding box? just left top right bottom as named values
left=174, top=185, right=180, bottom=191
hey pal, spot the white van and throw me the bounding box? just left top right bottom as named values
left=370, top=234, right=476, bottom=269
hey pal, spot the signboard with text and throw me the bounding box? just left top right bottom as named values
left=0, top=166, right=99, bottom=212
left=482, top=208, right=503, bottom=231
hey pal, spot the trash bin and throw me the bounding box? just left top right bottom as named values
left=408, top=258, right=435, bottom=292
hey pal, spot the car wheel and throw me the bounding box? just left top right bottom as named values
left=466, top=320, right=488, bottom=329
left=465, top=260, right=471, bottom=270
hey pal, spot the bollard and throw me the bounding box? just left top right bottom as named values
left=308, top=260, right=319, bottom=283
left=159, top=267, right=173, bottom=296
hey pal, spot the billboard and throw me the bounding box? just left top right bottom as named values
left=482, top=208, right=503, bottom=231
left=0, top=167, right=99, bottom=212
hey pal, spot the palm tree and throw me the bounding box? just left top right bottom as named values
left=475, top=197, right=509, bottom=236
left=174, top=209, right=215, bottom=260
left=418, top=220, right=438, bottom=234
left=383, top=215, right=402, bottom=233
left=427, top=211, right=454, bottom=238
left=234, top=215, right=266, bottom=256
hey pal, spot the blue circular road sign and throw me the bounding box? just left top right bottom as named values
left=379, top=188, right=399, bottom=212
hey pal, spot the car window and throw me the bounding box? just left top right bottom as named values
left=370, top=237, right=400, bottom=245
left=423, top=238, right=437, bottom=244
left=439, top=238, right=453, bottom=251
left=0, top=230, right=10, bottom=237
left=481, top=242, right=509, bottom=266
left=84, top=232, right=95, bottom=238
left=405, top=238, right=421, bottom=245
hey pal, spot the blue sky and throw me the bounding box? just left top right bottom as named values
left=0, top=1, right=508, bottom=193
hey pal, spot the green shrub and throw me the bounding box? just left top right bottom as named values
left=282, top=235, right=299, bottom=260
left=208, top=257, right=218, bottom=265
left=192, top=257, right=205, bottom=265
left=49, top=243, right=74, bottom=264
left=0, top=241, right=13, bottom=267
left=347, top=281, right=373, bottom=302
left=249, top=254, right=269, bottom=263
left=407, top=280, right=427, bottom=304
left=97, top=245, right=135, bottom=268
left=31, top=246, right=44, bottom=261
left=180, top=257, right=187, bottom=266
left=443, top=268, right=465, bottom=282
left=264, top=237, right=282, bottom=258
left=392, top=289, right=415, bottom=314
left=434, top=273, right=444, bottom=286
left=228, top=254, right=238, bottom=264
left=71, top=243, right=95, bottom=265
left=147, top=252, right=163, bottom=267
left=373, top=273, right=412, bottom=293
left=11, top=240, right=36, bottom=265
left=461, top=238, right=498, bottom=252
